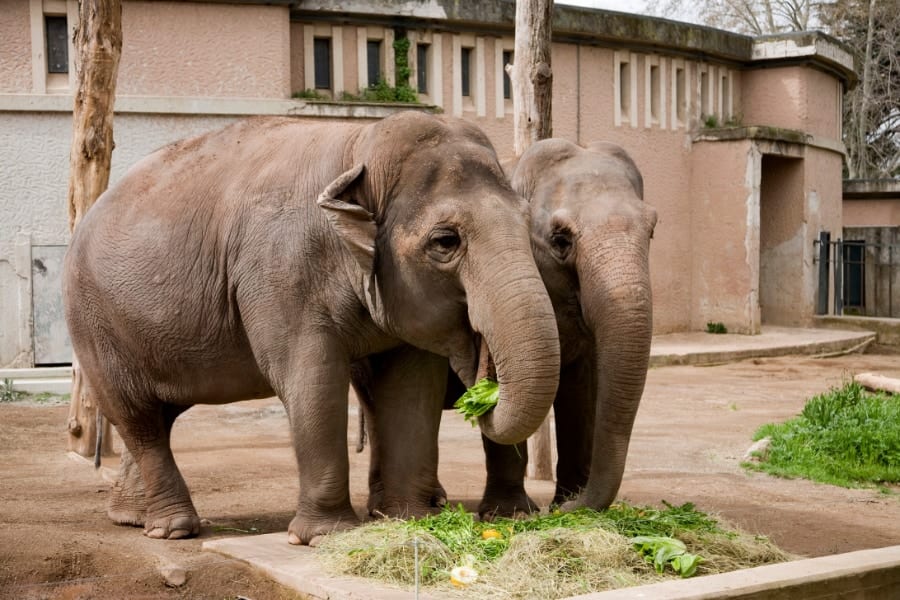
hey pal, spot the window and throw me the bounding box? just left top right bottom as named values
left=649, top=65, right=660, bottom=121
left=843, top=242, right=865, bottom=309
left=313, top=38, right=331, bottom=89
left=417, top=44, right=429, bottom=94
left=461, top=47, right=472, bottom=97
left=700, top=70, right=710, bottom=116
left=619, top=61, right=631, bottom=115
left=367, top=40, right=382, bottom=87
left=675, top=67, right=686, bottom=123
left=45, top=16, right=68, bottom=74
left=502, top=50, right=513, bottom=100
left=721, top=73, right=730, bottom=119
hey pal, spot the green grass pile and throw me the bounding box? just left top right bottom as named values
left=747, top=381, right=900, bottom=489
left=316, top=502, right=789, bottom=598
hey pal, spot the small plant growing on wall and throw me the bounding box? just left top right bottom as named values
left=701, top=114, right=720, bottom=129
left=293, top=89, right=327, bottom=100
left=341, top=34, right=420, bottom=104
left=706, top=322, right=728, bottom=334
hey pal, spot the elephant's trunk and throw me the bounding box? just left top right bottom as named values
left=577, top=230, right=652, bottom=509
left=464, top=236, right=561, bottom=446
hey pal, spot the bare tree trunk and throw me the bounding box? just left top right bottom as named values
left=509, top=0, right=554, bottom=480
left=66, top=0, right=122, bottom=457
left=508, top=0, right=553, bottom=157
left=852, top=0, right=877, bottom=179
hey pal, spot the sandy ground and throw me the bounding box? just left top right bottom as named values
left=2, top=351, right=899, bottom=599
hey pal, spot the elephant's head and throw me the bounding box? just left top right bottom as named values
left=318, top=112, right=560, bottom=445
left=511, top=138, right=657, bottom=509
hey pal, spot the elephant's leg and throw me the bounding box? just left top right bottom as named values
left=552, top=355, right=596, bottom=505
left=284, top=336, right=360, bottom=545
left=108, top=445, right=147, bottom=527
left=115, top=402, right=200, bottom=539
left=478, top=437, right=536, bottom=520
left=365, top=347, right=448, bottom=518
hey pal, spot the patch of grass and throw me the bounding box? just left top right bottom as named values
left=0, top=379, right=25, bottom=403
left=316, top=502, right=788, bottom=598
left=706, top=322, right=728, bottom=334
left=746, top=381, right=900, bottom=488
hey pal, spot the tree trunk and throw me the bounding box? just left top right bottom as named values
left=66, top=0, right=122, bottom=457
left=853, top=0, right=877, bottom=179
left=509, top=0, right=554, bottom=480
left=508, top=0, right=553, bottom=157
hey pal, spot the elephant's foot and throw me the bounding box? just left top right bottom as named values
left=368, top=481, right=447, bottom=518
left=551, top=484, right=582, bottom=508
left=287, top=507, right=360, bottom=546
left=108, top=450, right=148, bottom=527
left=478, top=487, right=539, bottom=520
left=559, top=494, right=614, bottom=513
left=143, top=507, right=201, bottom=540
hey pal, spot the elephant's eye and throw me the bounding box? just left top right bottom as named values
left=549, top=229, right=573, bottom=259
left=427, top=228, right=462, bottom=262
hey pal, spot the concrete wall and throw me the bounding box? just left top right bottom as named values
left=119, top=1, right=290, bottom=98
left=689, top=140, right=759, bottom=333
left=845, top=200, right=900, bottom=227
left=742, top=65, right=842, bottom=142
left=0, top=0, right=32, bottom=92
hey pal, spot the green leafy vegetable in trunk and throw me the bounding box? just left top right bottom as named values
left=454, top=378, right=499, bottom=425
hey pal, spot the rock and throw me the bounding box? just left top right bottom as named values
left=159, top=563, right=187, bottom=587
left=743, top=437, right=772, bottom=462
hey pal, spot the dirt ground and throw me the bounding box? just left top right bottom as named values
left=2, top=351, right=899, bottom=599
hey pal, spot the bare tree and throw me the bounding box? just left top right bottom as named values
left=646, top=0, right=819, bottom=34
left=507, top=0, right=555, bottom=479
left=66, top=0, right=123, bottom=457
left=825, top=0, right=899, bottom=178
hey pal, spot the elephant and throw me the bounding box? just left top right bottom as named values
left=355, top=138, right=656, bottom=518
left=63, top=111, right=561, bottom=545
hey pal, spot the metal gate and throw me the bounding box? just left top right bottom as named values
left=815, top=231, right=899, bottom=318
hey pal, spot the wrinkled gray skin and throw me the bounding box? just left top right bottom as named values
left=63, top=112, right=560, bottom=544
left=358, top=138, right=656, bottom=517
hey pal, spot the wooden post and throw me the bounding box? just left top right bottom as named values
left=507, top=0, right=553, bottom=157
left=509, top=0, right=555, bottom=481
left=66, top=0, right=122, bottom=457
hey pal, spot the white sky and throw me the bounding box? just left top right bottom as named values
left=557, top=0, right=649, bottom=15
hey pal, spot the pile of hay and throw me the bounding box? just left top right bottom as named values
left=316, top=503, right=790, bottom=599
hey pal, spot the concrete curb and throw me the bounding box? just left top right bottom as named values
left=0, top=366, right=72, bottom=395
left=568, top=544, right=900, bottom=599
left=649, top=331, right=875, bottom=367
left=204, top=534, right=900, bottom=600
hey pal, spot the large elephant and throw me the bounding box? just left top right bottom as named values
left=63, top=112, right=560, bottom=545
left=357, top=138, right=656, bottom=517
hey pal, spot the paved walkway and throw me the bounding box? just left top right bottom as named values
left=650, top=326, right=875, bottom=367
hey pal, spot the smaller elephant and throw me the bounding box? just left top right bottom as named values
left=357, top=138, right=657, bottom=518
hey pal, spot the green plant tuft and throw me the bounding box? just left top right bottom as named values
left=702, top=114, right=720, bottom=128
left=746, top=381, right=900, bottom=488
left=0, top=379, right=24, bottom=403
left=706, top=322, right=727, bottom=334
left=293, top=88, right=328, bottom=100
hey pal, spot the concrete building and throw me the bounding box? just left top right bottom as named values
left=0, top=0, right=856, bottom=367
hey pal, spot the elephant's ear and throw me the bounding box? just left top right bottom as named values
left=317, top=164, right=376, bottom=275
